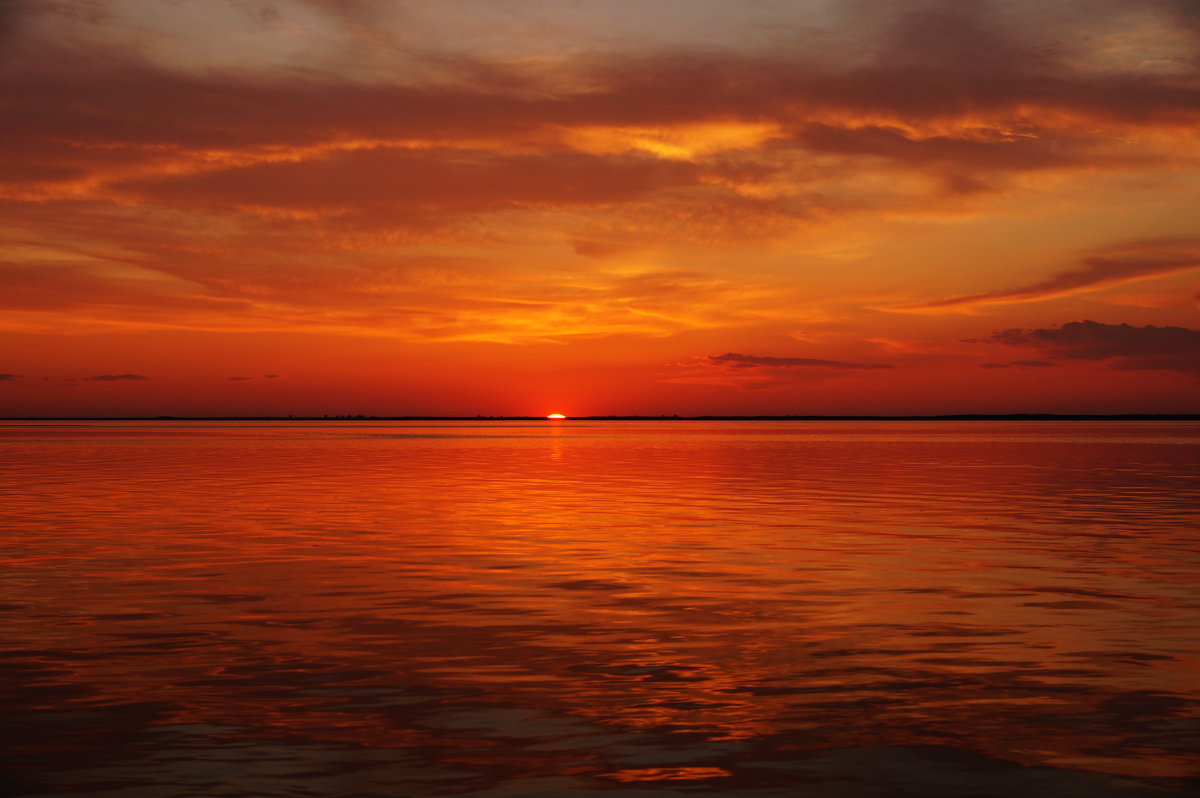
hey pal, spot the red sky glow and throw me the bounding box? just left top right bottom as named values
left=2, top=0, right=1198, bottom=416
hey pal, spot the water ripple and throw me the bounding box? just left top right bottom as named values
left=1, top=421, right=1197, bottom=796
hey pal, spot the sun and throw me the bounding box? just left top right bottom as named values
left=546, top=413, right=567, bottom=419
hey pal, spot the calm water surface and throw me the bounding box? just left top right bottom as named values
left=1, top=421, right=1198, bottom=797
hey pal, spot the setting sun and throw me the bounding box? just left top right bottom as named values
left=546, top=413, right=567, bottom=420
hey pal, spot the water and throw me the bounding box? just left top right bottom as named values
left=1, top=420, right=1198, bottom=797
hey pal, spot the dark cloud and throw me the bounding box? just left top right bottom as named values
left=988, top=320, right=1200, bottom=374
left=709, top=353, right=893, bottom=370
left=1, top=1, right=1197, bottom=221
left=794, top=123, right=1087, bottom=171
left=84, top=374, right=150, bottom=381
left=0, top=0, right=32, bottom=47
left=979, top=360, right=1057, bottom=369
left=263, top=374, right=280, bottom=379
left=0, top=372, right=20, bottom=380
left=906, top=240, right=1200, bottom=309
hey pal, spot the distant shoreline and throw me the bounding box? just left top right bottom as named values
left=2, top=414, right=1198, bottom=422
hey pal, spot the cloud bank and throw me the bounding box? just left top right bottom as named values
left=988, top=320, right=1200, bottom=374
left=0, top=0, right=1198, bottom=342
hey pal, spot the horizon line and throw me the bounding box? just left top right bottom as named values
left=2, top=413, right=1198, bottom=422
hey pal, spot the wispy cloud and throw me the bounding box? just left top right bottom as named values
left=897, top=239, right=1200, bottom=310
left=84, top=374, right=150, bottom=382
left=708, top=353, right=892, bottom=370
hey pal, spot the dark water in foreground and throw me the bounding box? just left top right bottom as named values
left=1, top=420, right=1198, bottom=797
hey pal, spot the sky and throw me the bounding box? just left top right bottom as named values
left=1, top=0, right=1198, bottom=417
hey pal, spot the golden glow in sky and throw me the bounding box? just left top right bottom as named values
left=0, top=0, right=1198, bottom=416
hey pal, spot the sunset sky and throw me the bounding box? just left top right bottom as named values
left=1, top=0, right=1198, bottom=417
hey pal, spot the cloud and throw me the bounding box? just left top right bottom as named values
left=0, top=259, right=257, bottom=317
left=0, top=373, right=20, bottom=380
left=263, top=374, right=280, bottom=379
left=793, top=123, right=1090, bottom=171
left=1, top=0, right=1199, bottom=346
left=3, top=2, right=1198, bottom=221
left=979, top=360, right=1057, bottom=369
left=84, top=374, right=150, bottom=381
left=709, top=352, right=892, bottom=370
left=115, top=150, right=701, bottom=213
left=900, top=239, right=1200, bottom=310
left=661, top=349, right=896, bottom=389
left=229, top=376, right=254, bottom=381
left=987, top=320, right=1200, bottom=374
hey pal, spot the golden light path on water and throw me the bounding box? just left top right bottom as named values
left=0, top=420, right=1197, bottom=797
